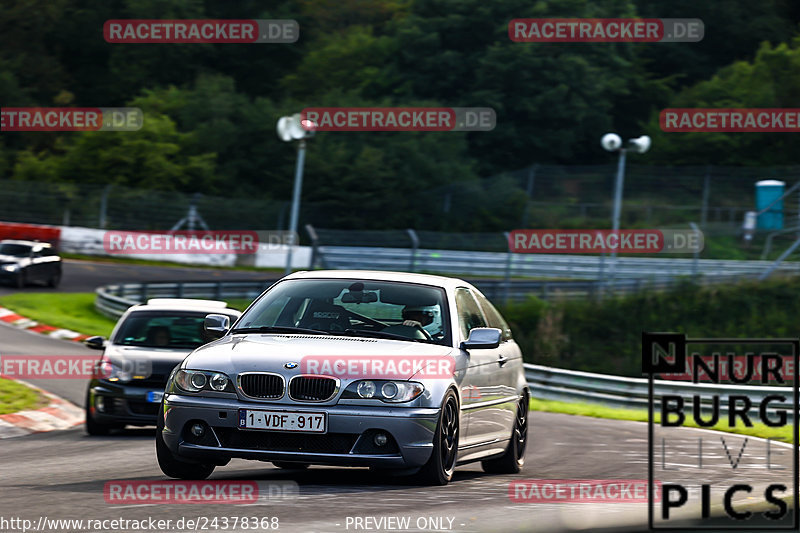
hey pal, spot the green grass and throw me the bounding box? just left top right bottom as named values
left=0, top=293, right=117, bottom=337
left=0, top=293, right=256, bottom=338
left=531, top=398, right=793, bottom=441
left=0, top=378, right=47, bottom=415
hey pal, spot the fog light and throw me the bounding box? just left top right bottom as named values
left=95, top=396, right=106, bottom=413
left=374, top=432, right=388, bottom=447
left=190, top=423, right=205, bottom=437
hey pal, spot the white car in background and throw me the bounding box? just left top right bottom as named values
left=84, top=298, right=242, bottom=435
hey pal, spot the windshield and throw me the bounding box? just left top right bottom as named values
left=235, top=279, right=450, bottom=345
left=112, top=310, right=233, bottom=349
left=0, top=244, right=31, bottom=257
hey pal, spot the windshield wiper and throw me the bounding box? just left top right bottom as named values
left=230, top=326, right=332, bottom=335
left=339, top=328, right=431, bottom=343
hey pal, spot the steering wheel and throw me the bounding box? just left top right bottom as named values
left=409, top=324, right=433, bottom=340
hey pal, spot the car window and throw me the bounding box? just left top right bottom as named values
left=237, top=279, right=450, bottom=345
left=473, top=291, right=513, bottom=341
left=112, top=310, right=236, bottom=348
left=0, top=243, right=32, bottom=257
left=455, top=288, right=487, bottom=340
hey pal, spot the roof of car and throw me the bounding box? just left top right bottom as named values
left=0, top=239, right=52, bottom=248
left=282, top=270, right=470, bottom=289
left=130, top=298, right=242, bottom=315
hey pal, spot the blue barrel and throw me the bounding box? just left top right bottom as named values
left=755, top=180, right=785, bottom=230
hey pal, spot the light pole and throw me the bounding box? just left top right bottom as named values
left=601, top=133, right=651, bottom=289
left=277, top=113, right=316, bottom=275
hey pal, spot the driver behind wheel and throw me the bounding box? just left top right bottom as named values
left=402, top=306, right=434, bottom=329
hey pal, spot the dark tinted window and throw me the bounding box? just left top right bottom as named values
left=113, top=310, right=237, bottom=348
left=0, top=244, right=31, bottom=257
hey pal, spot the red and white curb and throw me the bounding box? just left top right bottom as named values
left=0, top=380, right=83, bottom=438
left=0, top=306, right=90, bottom=341
left=0, top=306, right=88, bottom=437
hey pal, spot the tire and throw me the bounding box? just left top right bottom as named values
left=272, top=461, right=310, bottom=470
left=413, top=389, right=459, bottom=486
left=156, top=413, right=215, bottom=480
left=482, top=391, right=529, bottom=475
left=84, top=391, right=121, bottom=436
left=48, top=271, right=61, bottom=288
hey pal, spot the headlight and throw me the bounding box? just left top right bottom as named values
left=175, top=370, right=234, bottom=393
left=343, top=380, right=424, bottom=403
left=210, top=373, right=229, bottom=391
left=97, top=357, right=131, bottom=383
left=1, top=264, right=19, bottom=272
left=356, top=380, right=376, bottom=398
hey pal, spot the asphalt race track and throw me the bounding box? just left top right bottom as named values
left=0, top=261, right=795, bottom=532
left=0, top=258, right=280, bottom=296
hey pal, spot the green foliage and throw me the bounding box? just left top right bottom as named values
left=501, top=278, right=800, bottom=375
left=2, top=0, right=800, bottom=229
left=646, top=36, right=800, bottom=165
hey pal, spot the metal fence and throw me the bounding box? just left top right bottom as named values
left=524, top=364, right=794, bottom=420
left=95, top=281, right=274, bottom=318
left=308, top=239, right=800, bottom=281
left=96, top=278, right=633, bottom=318
left=5, top=163, right=800, bottom=233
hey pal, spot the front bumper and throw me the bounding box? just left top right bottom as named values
left=162, top=393, right=440, bottom=469
left=89, top=381, right=165, bottom=425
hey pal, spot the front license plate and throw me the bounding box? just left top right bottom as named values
left=146, top=391, right=164, bottom=403
left=238, top=409, right=327, bottom=433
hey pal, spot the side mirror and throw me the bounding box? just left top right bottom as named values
left=204, top=314, right=231, bottom=340
left=460, top=327, right=502, bottom=350
left=85, top=336, right=106, bottom=350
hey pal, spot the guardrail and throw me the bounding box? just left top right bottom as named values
left=95, top=280, right=275, bottom=319
left=95, top=274, right=728, bottom=320
left=95, top=270, right=779, bottom=320
left=524, top=363, right=794, bottom=420
left=314, top=244, right=800, bottom=280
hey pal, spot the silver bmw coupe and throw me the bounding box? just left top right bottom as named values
left=157, top=270, right=528, bottom=485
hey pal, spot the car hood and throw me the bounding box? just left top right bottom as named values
left=183, top=334, right=458, bottom=380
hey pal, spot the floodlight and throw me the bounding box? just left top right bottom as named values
left=601, top=133, right=623, bottom=152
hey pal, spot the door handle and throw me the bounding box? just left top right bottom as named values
left=497, top=355, right=508, bottom=366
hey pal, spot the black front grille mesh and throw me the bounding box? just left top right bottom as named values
left=289, top=376, right=337, bottom=401
left=215, top=428, right=357, bottom=454
left=239, top=373, right=284, bottom=399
